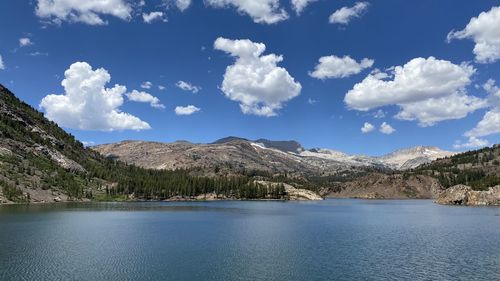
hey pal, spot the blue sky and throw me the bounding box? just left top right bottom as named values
left=1, top=0, right=500, bottom=155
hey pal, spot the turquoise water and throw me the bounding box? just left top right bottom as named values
left=0, top=200, right=499, bottom=281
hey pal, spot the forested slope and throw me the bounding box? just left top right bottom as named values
left=0, top=85, right=290, bottom=203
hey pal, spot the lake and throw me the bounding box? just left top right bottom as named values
left=0, top=200, right=499, bottom=281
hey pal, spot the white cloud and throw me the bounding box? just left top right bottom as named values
left=379, top=122, right=395, bottom=135
left=141, top=81, right=152, bottom=89
left=395, top=93, right=487, bottom=127
left=40, top=62, right=150, bottom=131
left=175, top=105, right=200, bottom=115
left=309, top=55, right=373, bottom=79
left=368, top=68, right=390, bottom=80
left=447, top=6, right=500, bottom=63
left=158, top=85, right=166, bottom=90
left=126, top=90, right=165, bottom=109
left=175, top=0, right=192, bottom=11
left=483, top=79, right=500, bottom=107
left=291, top=0, right=317, bottom=15
left=361, top=122, right=374, bottom=133
left=19, top=38, right=33, bottom=47
left=344, top=57, right=483, bottom=126
left=453, top=136, right=489, bottom=149
left=29, top=51, right=49, bottom=57
left=35, top=0, right=132, bottom=25
left=465, top=109, right=500, bottom=138
left=329, top=2, right=369, bottom=25
left=81, top=141, right=96, bottom=147
left=205, top=0, right=288, bottom=24
left=0, top=55, right=4, bottom=70
left=463, top=79, right=500, bottom=138
left=307, top=98, right=317, bottom=105
left=373, top=109, right=385, bottom=118
left=143, top=11, right=167, bottom=23
left=214, top=37, right=301, bottom=116
left=176, top=80, right=201, bottom=93
left=345, top=57, right=475, bottom=111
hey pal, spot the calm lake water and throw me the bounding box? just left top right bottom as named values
left=0, top=200, right=499, bottom=281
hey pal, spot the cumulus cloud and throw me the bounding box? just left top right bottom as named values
left=158, top=85, right=166, bottom=90
left=453, top=136, right=489, bottom=149
left=291, top=0, right=317, bottom=15
left=309, top=55, right=373, bottom=79
left=466, top=109, right=500, bottom=139
left=345, top=57, right=475, bottom=111
left=0, top=55, right=4, bottom=70
left=126, top=90, right=165, bottom=109
left=214, top=37, right=301, bottom=116
left=361, top=122, right=374, bottom=133
left=447, top=6, right=500, bottom=63
left=455, top=79, right=500, bottom=146
left=379, top=122, right=395, bottom=134
left=40, top=62, right=150, bottom=131
left=329, top=2, right=369, bottom=25
left=141, top=81, right=152, bottom=89
left=465, top=109, right=500, bottom=138
left=205, top=0, right=288, bottom=24
left=175, top=105, right=200, bottom=115
left=143, top=11, right=167, bottom=23
left=460, top=79, right=500, bottom=139
left=395, top=93, right=487, bottom=127
left=175, top=0, right=192, bottom=11
left=35, top=0, right=132, bottom=25
left=344, top=57, right=483, bottom=126
left=176, top=80, right=201, bottom=93
left=19, top=38, right=33, bottom=47
left=483, top=79, right=500, bottom=107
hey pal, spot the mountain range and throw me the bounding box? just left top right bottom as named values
left=94, top=138, right=456, bottom=176
left=1, top=84, right=498, bottom=203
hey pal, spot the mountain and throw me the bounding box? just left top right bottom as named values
left=214, top=137, right=304, bottom=154
left=94, top=140, right=455, bottom=177
left=415, top=144, right=500, bottom=190
left=93, top=139, right=379, bottom=178
left=3, top=84, right=494, bottom=203
left=0, top=85, right=321, bottom=203
left=326, top=144, right=500, bottom=199
left=378, top=146, right=456, bottom=170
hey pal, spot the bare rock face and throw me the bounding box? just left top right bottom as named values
left=378, top=146, right=456, bottom=170
left=435, top=185, right=500, bottom=206
left=284, top=184, right=323, bottom=201
left=255, top=181, right=323, bottom=201
left=327, top=173, right=444, bottom=199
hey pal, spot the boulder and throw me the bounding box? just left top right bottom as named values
left=435, top=185, right=500, bottom=206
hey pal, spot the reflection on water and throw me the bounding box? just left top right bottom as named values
left=0, top=200, right=499, bottom=281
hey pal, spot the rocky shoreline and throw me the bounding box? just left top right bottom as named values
left=435, top=185, right=500, bottom=206
left=0, top=181, right=323, bottom=204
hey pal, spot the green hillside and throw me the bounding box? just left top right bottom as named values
left=0, top=85, right=287, bottom=203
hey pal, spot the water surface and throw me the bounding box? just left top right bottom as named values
left=1, top=200, right=499, bottom=281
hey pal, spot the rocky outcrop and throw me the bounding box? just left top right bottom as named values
left=284, top=184, right=323, bottom=201
left=255, top=181, right=323, bottom=200
left=435, top=185, right=500, bottom=206
left=326, top=173, right=444, bottom=199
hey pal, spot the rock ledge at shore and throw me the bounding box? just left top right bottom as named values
left=435, top=185, right=500, bottom=206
